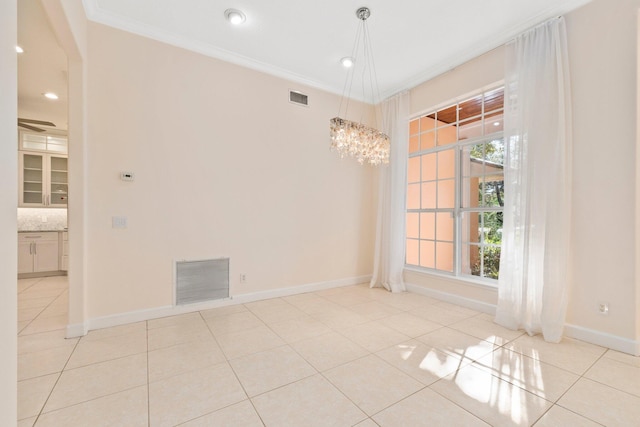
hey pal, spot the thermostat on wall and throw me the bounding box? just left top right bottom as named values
left=120, top=172, right=135, bottom=181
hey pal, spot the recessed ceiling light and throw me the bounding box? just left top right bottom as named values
left=16, top=46, right=24, bottom=53
left=44, top=92, right=59, bottom=100
left=225, top=9, right=246, bottom=25
left=340, top=57, right=354, bottom=68
left=493, top=121, right=501, bottom=126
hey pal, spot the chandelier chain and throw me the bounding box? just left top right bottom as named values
left=329, top=6, right=390, bottom=166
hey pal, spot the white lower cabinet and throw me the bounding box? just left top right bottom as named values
left=61, top=231, right=69, bottom=271
left=18, top=232, right=60, bottom=274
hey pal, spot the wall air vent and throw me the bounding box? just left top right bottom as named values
left=289, top=90, right=309, bottom=107
left=175, top=258, right=229, bottom=305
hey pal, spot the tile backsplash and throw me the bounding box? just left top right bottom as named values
left=18, top=208, right=67, bottom=231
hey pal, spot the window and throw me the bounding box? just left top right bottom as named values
left=20, top=131, right=68, bottom=154
left=406, top=87, right=504, bottom=281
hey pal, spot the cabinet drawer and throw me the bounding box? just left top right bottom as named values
left=18, top=232, right=59, bottom=242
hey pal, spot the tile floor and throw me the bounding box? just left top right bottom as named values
left=17, top=276, right=640, bottom=426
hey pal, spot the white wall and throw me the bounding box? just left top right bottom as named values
left=0, top=0, right=18, bottom=423
left=47, top=0, right=639, bottom=351
left=637, top=10, right=640, bottom=347
left=43, top=0, right=90, bottom=334
left=80, top=22, right=376, bottom=320
left=407, top=0, right=640, bottom=352
left=410, top=48, right=506, bottom=116
left=564, top=0, right=640, bottom=350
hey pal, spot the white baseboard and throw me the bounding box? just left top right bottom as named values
left=405, top=282, right=639, bottom=356
left=229, top=275, right=372, bottom=304
left=66, top=322, right=88, bottom=338
left=564, top=323, right=640, bottom=356
left=72, top=275, right=372, bottom=336
left=405, top=283, right=497, bottom=315
left=67, top=275, right=639, bottom=356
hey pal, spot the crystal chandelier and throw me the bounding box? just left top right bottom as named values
left=330, top=7, right=390, bottom=166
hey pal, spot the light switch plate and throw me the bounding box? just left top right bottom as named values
left=112, top=216, right=127, bottom=229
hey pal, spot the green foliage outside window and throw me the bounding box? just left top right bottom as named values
left=470, top=139, right=504, bottom=279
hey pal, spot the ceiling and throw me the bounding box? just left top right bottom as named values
left=84, top=0, right=591, bottom=99
left=17, top=0, right=68, bottom=131
left=17, top=0, right=591, bottom=131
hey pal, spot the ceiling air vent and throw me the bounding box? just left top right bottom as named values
left=289, top=90, right=309, bottom=107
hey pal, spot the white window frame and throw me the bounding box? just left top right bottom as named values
left=406, top=85, right=505, bottom=285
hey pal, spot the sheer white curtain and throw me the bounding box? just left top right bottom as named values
left=495, top=17, right=572, bottom=342
left=370, top=91, right=410, bottom=292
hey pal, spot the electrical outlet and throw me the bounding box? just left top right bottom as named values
left=240, top=273, right=247, bottom=283
left=41, top=215, right=47, bottom=223
left=598, top=302, right=609, bottom=315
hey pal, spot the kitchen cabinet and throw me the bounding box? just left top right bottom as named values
left=19, top=151, right=68, bottom=207
left=60, top=231, right=69, bottom=271
left=18, top=232, right=60, bottom=274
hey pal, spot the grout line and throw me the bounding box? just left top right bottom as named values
left=530, top=405, right=555, bottom=426
left=17, top=288, right=68, bottom=336
left=146, top=320, right=150, bottom=427
left=365, top=385, right=429, bottom=419
left=315, top=358, right=375, bottom=420
left=282, top=290, right=376, bottom=419
left=225, top=292, right=376, bottom=423
left=17, top=277, right=44, bottom=294
left=546, top=404, right=607, bottom=426
left=31, top=323, right=80, bottom=423
left=18, top=281, right=637, bottom=426
left=198, top=309, right=268, bottom=427
left=427, top=381, right=494, bottom=425
left=570, top=374, right=640, bottom=400
left=33, top=384, right=147, bottom=421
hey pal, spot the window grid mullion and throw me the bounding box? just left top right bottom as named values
left=406, top=85, right=504, bottom=281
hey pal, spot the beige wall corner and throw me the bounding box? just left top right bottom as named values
left=637, top=6, right=640, bottom=354
left=42, top=0, right=89, bottom=335
left=409, top=47, right=506, bottom=116
left=0, top=0, right=18, bottom=424
left=565, top=0, right=639, bottom=343
left=406, top=0, right=640, bottom=352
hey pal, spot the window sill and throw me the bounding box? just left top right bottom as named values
left=403, top=266, right=498, bottom=291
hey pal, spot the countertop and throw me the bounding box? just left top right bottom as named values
left=18, top=228, right=67, bottom=233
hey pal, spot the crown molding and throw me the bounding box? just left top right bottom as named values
left=381, top=0, right=593, bottom=100
left=83, top=0, right=592, bottom=103
left=81, top=0, right=343, bottom=97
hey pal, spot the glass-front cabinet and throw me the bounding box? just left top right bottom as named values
left=18, top=131, right=68, bottom=208
left=49, top=156, right=68, bottom=206
left=19, top=152, right=68, bottom=207
left=21, top=153, right=44, bottom=205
